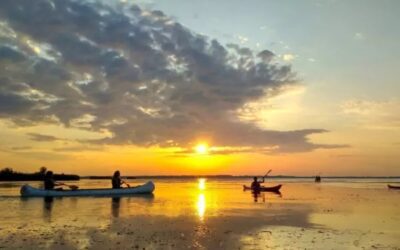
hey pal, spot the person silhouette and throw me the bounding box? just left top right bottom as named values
left=44, top=171, right=63, bottom=190
left=112, top=171, right=130, bottom=188
left=250, top=176, right=265, bottom=191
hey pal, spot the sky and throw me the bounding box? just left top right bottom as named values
left=0, top=0, right=399, bottom=176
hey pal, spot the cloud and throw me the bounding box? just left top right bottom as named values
left=330, top=154, right=358, bottom=158
left=10, top=146, right=33, bottom=151
left=0, top=45, right=26, bottom=62
left=52, top=145, right=104, bottom=152
left=11, top=151, right=72, bottom=160
left=0, top=0, right=342, bottom=153
left=27, top=133, right=61, bottom=142
left=257, top=50, right=275, bottom=63
left=0, top=145, right=33, bottom=153
left=173, top=146, right=273, bottom=157
left=341, top=99, right=400, bottom=129
left=341, top=99, right=391, bottom=115
left=282, top=53, right=296, bottom=62
left=173, top=140, right=348, bottom=157
left=236, top=35, right=249, bottom=44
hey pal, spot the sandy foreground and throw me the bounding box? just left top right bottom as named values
left=0, top=181, right=399, bottom=249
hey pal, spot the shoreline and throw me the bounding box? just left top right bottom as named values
left=82, top=175, right=400, bottom=179
left=1, top=175, right=400, bottom=182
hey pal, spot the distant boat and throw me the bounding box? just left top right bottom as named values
left=20, top=181, right=155, bottom=197
left=315, top=175, right=321, bottom=183
left=388, top=184, right=400, bottom=190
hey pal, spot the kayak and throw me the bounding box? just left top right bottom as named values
left=243, top=184, right=282, bottom=192
left=388, top=184, right=400, bottom=190
left=20, top=181, right=155, bottom=197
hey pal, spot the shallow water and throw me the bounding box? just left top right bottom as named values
left=0, top=178, right=399, bottom=249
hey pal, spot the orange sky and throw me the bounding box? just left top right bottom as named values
left=1, top=125, right=399, bottom=176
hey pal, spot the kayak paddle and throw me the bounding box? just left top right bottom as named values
left=59, top=183, right=79, bottom=190
left=121, top=179, right=131, bottom=188
left=262, top=169, right=272, bottom=181
left=68, top=185, right=79, bottom=190
left=264, top=169, right=272, bottom=177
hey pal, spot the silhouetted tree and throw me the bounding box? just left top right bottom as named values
left=0, top=167, right=14, bottom=175
left=0, top=167, right=79, bottom=181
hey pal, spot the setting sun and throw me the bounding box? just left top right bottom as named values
left=195, top=144, right=209, bottom=154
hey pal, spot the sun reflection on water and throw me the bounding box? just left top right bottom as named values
left=196, top=178, right=207, bottom=220
left=197, top=193, right=206, bottom=220
left=198, top=178, right=206, bottom=190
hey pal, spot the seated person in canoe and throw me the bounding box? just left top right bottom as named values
left=44, top=171, right=63, bottom=190
left=112, top=171, right=131, bottom=188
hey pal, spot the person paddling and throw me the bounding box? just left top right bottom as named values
left=250, top=170, right=271, bottom=191
left=251, top=176, right=265, bottom=191
left=112, top=171, right=130, bottom=188
left=44, top=171, right=64, bottom=190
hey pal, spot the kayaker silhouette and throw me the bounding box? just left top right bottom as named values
left=251, top=176, right=265, bottom=191
left=112, top=171, right=131, bottom=188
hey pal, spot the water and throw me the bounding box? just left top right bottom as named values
left=0, top=178, right=399, bottom=249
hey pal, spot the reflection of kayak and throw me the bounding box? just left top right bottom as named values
left=388, top=184, right=400, bottom=190
left=20, top=181, right=155, bottom=197
left=243, top=184, right=282, bottom=192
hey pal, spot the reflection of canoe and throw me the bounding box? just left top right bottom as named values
left=243, top=184, right=282, bottom=192
left=388, top=184, right=400, bottom=190
left=20, top=181, right=155, bottom=197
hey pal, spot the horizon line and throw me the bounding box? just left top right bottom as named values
left=81, top=175, right=400, bottom=178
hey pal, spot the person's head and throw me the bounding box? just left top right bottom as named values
left=113, top=171, right=120, bottom=178
left=45, top=171, right=53, bottom=178
left=253, top=177, right=257, bottom=181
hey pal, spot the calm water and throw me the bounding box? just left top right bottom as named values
left=0, top=178, right=399, bottom=249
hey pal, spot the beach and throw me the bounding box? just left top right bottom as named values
left=0, top=178, right=399, bottom=249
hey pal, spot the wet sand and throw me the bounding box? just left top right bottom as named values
left=0, top=179, right=399, bottom=249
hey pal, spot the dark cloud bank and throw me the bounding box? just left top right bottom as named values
left=0, top=0, right=345, bottom=154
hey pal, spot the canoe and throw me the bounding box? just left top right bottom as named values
left=20, top=181, right=155, bottom=197
left=388, top=184, right=400, bottom=190
left=243, top=184, right=282, bottom=192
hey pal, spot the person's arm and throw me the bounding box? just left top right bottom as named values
left=54, top=181, right=65, bottom=186
left=121, top=179, right=131, bottom=188
left=119, top=178, right=126, bottom=187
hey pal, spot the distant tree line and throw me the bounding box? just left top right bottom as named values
left=0, top=167, right=80, bottom=181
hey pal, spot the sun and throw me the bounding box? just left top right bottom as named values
left=195, top=144, right=208, bottom=154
